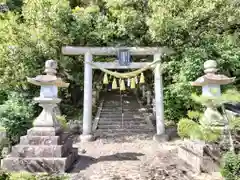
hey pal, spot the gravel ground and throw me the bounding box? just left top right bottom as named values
left=69, top=136, right=223, bottom=180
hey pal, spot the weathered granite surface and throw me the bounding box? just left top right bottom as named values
left=1, top=127, right=78, bottom=173
left=178, top=140, right=220, bottom=173
left=178, top=141, right=203, bottom=173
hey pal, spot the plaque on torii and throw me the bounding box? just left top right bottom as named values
left=117, top=49, right=131, bottom=66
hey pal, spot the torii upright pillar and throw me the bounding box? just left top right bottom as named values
left=81, top=52, right=94, bottom=141
left=153, top=53, right=169, bottom=141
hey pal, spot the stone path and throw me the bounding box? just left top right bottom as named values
left=69, top=137, right=223, bottom=180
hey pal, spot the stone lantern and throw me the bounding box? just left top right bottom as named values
left=191, top=60, right=235, bottom=126
left=177, top=60, right=236, bottom=173
left=27, top=60, right=69, bottom=129
left=191, top=60, right=235, bottom=97
left=1, top=60, right=77, bottom=173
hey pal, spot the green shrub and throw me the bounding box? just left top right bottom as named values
left=177, top=110, right=204, bottom=139
left=10, top=172, right=35, bottom=180
left=35, top=173, right=69, bottom=180
left=221, top=151, right=240, bottom=180
left=0, top=92, right=34, bottom=144
left=177, top=118, right=201, bottom=139
left=177, top=110, right=222, bottom=142
left=56, top=115, right=68, bottom=130
left=0, top=170, right=10, bottom=180
left=0, top=171, right=69, bottom=180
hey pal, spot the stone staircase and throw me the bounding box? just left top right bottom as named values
left=94, top=91, right=155, bottom=140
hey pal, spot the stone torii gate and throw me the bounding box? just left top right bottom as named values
left=62, top=46, right=173, bottom=142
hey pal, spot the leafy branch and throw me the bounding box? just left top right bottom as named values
left=178, top=89, right=240, bottom=153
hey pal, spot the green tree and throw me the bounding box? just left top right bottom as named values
left=0, top=0, right=73, bottom=91
left=147, top=0, right=240, bottom=121
left=1, top=0, right=240, bottom=122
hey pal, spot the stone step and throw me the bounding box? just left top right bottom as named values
left=100, top=114, right=139, bottom=117
left=99, top=114, right=140, bottom=117
left=11, top=140, right=72, bottom=158
left=100, top=112, right=144, bottom=115
left=20, top=136, right=60, bottom=145
left=98, top=119, right=147, bottom=125
left=104, top=102, right=138, bottom=103
left=98, top=119, right=147, bottom=123
left=103, top=103, right=139, bottom=105
left=100, top=111, right=142, bottom=114
left=100, top=114, right=140, bottom=117
left=97, top=124, right=153, bottom=129
left=98, top=117, right=145, bottom=121
left=102, top=103, right=140, bottom=108
left=123, top=105, right=140, bottom=106
left=100, top=112, right=140, bottom=114
left=101, top=107, right=140, bottom=109
left=101, top=108, right=122, bottom=110
left=99, top=116, right=142, bottom=119
left=100, top=110, right=140, bottom=113
left=102, top=104, right=121, bottom=106
left=96, top=128, right=154, bottom=133
left=100, top=113, right=136, bottom=115
left=95, top=130, right=155, bottom=137
left=1, top=148, right=78, bottom=173
left=100, top=112, right=123, bottom=115
left=123, top=108, right=141, bottom=110
left=98, top=120, right=148, bottom=125
left=102, top=105, right=139, bottom=107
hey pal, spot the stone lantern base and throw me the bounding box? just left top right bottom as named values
left=1, top=97, right=78, bottom=173
left=1, top=127, right=78, bottom=173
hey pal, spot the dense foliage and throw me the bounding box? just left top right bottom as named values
left=0, top=92, right=34, bottom=144
left=177, top=110, right=223, bottom=142
left=0, top=0, right=240, bottom=123
left=221, top=151, right=240, bottom=180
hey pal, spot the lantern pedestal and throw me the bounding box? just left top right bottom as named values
left=1, top=97, right=78, bottom=173
left=33, top=97, right=61, bottom=129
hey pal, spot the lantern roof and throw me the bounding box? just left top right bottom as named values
left=191, top=60, right=235, bottom=86
left=191, top=74, right=235, bottom=86
left=27, top=60, right=69, bottom=87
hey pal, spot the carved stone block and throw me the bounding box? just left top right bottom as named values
left=1, top=127, right=78, bottom=173
left=20, top=136, right=60, bottom=145
left=178, top=140, right=204, bottom=173
left=1, top=149, right=77, bottom=173
left=178, top=140, right=220, bottom=173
